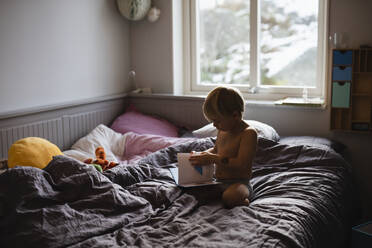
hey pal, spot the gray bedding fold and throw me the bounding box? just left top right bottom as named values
left=0, top=137, right=352, bottom=248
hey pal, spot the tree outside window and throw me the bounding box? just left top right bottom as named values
left=198, top=0, right=319, bottom=88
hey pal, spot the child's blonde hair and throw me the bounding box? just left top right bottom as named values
left=203, top=86, right=245, bottom=122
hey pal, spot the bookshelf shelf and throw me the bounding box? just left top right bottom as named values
left=330, top=49, right=372, bottom=132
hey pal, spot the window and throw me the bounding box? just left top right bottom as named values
left=183, top=0, right=328, bottom=100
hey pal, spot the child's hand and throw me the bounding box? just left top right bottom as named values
left=189, top=151, right=214, bottom=166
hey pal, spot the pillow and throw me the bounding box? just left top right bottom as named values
left=8, top=137, right=63, bottom=169
left=192, top=123, right=218, bottom=138
left=123, top=132, right=195, bottom=159
left=192, top=120, right=280, bottom=142
left=63, top=124, right=126, bottom=163
left=279, top=136, right=347, bottom=154
left=110, top=105, right=179, bottom=137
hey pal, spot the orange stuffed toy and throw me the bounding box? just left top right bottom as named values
left=84, top=146, right=118, bottom=171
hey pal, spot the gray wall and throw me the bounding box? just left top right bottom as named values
left=0, top=0, right=131, bottom=113
left=129, top=0, right=174, bottom=92
left=130, top=0, right=372, bottom=220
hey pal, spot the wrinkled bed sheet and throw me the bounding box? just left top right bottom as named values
left=0, top=138, right=352, bottom=248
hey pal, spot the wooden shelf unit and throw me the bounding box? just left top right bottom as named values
left=331, top=49, right=372, bottom=132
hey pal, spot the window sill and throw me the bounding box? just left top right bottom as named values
left=128, top=93, right=327, bottom=110
left=272, top=97, right=326, bottom=109
left=247, top=99, right=326, bottom=110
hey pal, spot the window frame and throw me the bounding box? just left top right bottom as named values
left=182, top=0, right=329, bottom=100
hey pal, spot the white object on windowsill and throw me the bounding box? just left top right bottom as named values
left=131, top=88, right=152, bottom=94
left=302, top=87, right=308, bottom=103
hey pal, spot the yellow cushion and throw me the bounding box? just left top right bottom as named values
left=8, top=137, right=62, bottom=169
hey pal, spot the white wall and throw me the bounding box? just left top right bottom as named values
left=129, top=0, right=173, bottom=93
left=0, top=0, right=131, bottom=113
left=130, top=0, right=372, bottom=220
left=329, top=0, right=372, bottom=48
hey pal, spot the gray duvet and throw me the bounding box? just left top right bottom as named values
left=0, top=138, right=352, bottom=248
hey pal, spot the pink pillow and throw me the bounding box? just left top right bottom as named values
left=111, top=106, right=179, bottom=137
left=123, top=132, right=195, bottom=159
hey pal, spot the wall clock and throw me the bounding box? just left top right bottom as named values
left=117, top=0, right=151, bottom=21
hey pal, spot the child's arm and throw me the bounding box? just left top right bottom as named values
left=189, top=146, right=216, bottom=165
left=190, top=129, right=257, bottom=168
left=202, top=146, right=216, bottom=154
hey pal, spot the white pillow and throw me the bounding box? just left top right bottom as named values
left=192, top=123, right=218, bottom=138
left=192, top=120, right=280, bottom=141
left=63, top=124, right=127, bottom=163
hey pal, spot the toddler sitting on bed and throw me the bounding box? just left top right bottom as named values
left=189, top=86, right=257, bottom=208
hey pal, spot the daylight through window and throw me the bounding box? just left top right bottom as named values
left=185, top=0, right=327, bottom=98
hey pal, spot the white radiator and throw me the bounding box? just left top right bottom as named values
left=0, top=118, right=63, bottom=159
left=62, top=108, right=118, bottom=150
left=0, top=107, right=120, bottom=159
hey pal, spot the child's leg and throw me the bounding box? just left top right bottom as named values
left=222, top=183, right=251, bottom=208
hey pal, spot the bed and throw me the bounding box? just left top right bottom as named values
left=0, top=108, right=353, bottom=248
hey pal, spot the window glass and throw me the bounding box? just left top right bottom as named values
left=260, top=0, right=318, bottom=87
left=199, top=0, right=250, bottom=86
left=197, top=0, right=320, bottom=90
